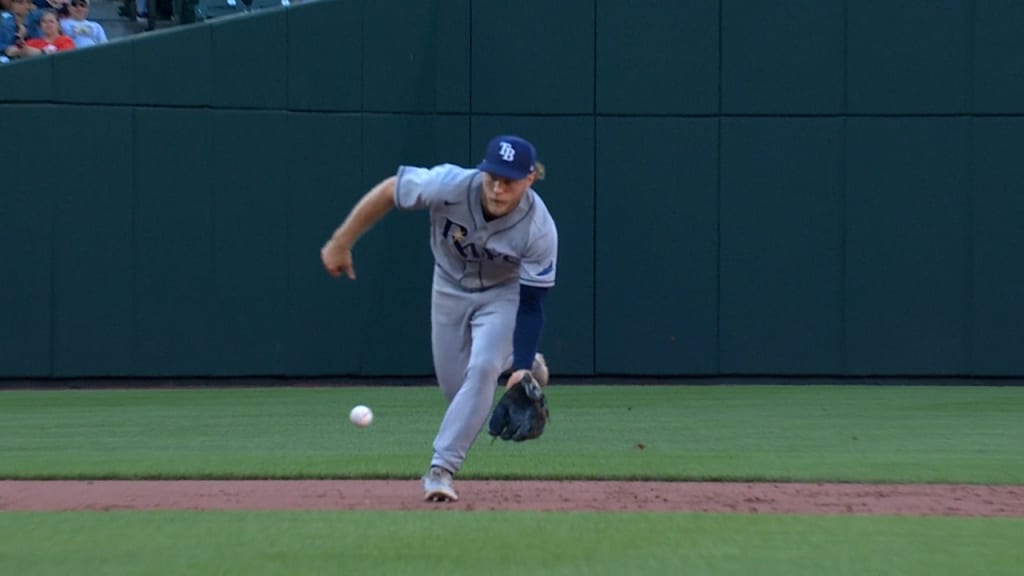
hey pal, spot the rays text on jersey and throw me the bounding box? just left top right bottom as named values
left=443, top=218, right=520, bottom=264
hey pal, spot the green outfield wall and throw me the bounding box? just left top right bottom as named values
left=2, top=0, right=1023, bottom=378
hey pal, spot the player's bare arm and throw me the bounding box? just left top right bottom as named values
left=320, top=177, right=397, bottom=280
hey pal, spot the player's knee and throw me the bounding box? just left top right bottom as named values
left=465, top=357, right=503, bottom=387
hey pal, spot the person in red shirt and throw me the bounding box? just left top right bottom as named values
left=23, top=9, right=72, bottom=54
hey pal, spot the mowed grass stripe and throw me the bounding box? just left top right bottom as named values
left=0, top=511, right=1021, bottom=576
left=1, top=386, right=1022, bottom=483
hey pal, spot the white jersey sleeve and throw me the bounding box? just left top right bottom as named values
left=394, top=164, right=476, bottom=211
left=519, top=200, right=558, bottom=288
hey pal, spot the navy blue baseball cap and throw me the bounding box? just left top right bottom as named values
left=477, top=135, right=537, bottom=180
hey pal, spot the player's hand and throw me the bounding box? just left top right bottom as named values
left=321, top=241, right=356, bottom=280
left=506, top=369, right=531, bottom=390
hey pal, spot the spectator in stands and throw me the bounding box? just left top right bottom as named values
left=20, top=9, right=73, bottom=54
left=1, top=0, right=15, bottom=62
left=35, top=0, right=68, bottom=18
left=2, top=0, right=16, bottom=45
left=61, top=0, right=105, bottom=47
left=3, top=0, right=41, bottom=60
left=227, top=0, right=255, bottom=14
left=7, top=0, right=41, bottom=39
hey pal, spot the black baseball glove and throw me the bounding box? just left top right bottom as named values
left=488, top=372, right=549, bottom=442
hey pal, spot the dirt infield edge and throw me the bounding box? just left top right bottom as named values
left=2, top=480, right=1023, bottom=516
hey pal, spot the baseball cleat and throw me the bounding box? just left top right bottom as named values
left=422, top=466, right=459, bottom=502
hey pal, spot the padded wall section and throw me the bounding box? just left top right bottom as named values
left=133, top=108, right=217, bottom=375
left=51, top=106, right=135, bottom=376
left=287, top=0, right=362, bottom=111
left=0, top=106, right=54, bottom=376
left=596, top=0, right=719, bottom=114
left=358, top=115, right=470, bottom=374
left=596, top=118, right=719, bottom=374
left=209, top=111, right=291, bottom=374
left=471, top=0, right=593, bottom=114
left=53, top=42, right=134, bottom=104
left=722, top=0, right=844, bottom=114
left=281, top=113, right=363, bottom=375
left=972, top=119, right=1024, bottom=374
left=0, top=58, right=53, bottom=102
left=7, top=0, right=1024, bottom=378
left=363, top=0, right=469, bottom=113
left=720, top=118, right=844, bottom=374
left=473, top=117, right=596, bottom=375
left=211, top=11, right=287, bottom=109
left=133, top=24, right=213, bottom=106
left=974, top=0, right=1024, bottom=114
left=848, top=0, right=970, bottom=114
left=845, top=118, right=970, bottom=374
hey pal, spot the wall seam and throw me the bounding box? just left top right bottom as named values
left=358, top=0, right=367, bottom=377
left=130, top=106, right=139, bottom=377
left=209, top=109, right=218, bottom=377
left=48, top=104, right=57, bottom=377
left=965, top=0, right=977, bottom=375
left=965, top=118, right=975, bottom=376
left=840, top=0, right=849, bottom=373
left=967, top=0, right=976, bottom=114
left=592, top=0, right=598, bottom=375
left=842, top=0, right=849, bottom=115
left=468, top=0, right=473, bottom=162
left=839, top=119, right=848, bottom=375
left=715, top=0, right=723, bottom=375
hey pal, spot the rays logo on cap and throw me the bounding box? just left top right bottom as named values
left=498, top=142, right=516, bottom=162
left=478, top=135, right=536, bottom=180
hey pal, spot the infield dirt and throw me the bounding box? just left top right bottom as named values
left=2, top=480, right=1022, bottom=516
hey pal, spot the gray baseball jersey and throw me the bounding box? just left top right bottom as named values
left=393, top=163, right=558, bottom=474
left=394, top=163, right=558, bottom=292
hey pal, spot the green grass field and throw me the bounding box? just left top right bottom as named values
left=1, top=511, right=1021, bottom=576
left=2, top=385, right=1023, bottom=482
left=1, top=384, right=1023, bottom=575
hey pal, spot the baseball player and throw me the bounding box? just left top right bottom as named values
left=321, top=135, right=558, bottom=502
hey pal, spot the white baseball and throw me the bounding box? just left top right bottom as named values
left=349, top=404, right=373, bottom=428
